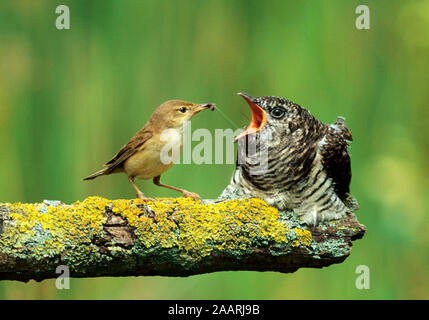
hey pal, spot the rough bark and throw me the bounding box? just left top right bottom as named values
left=0, top=196, right=365, bottom=282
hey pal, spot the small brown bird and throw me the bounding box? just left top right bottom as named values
left=83, top=100, right=215, bottom=200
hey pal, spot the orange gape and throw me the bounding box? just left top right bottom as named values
left=234, top=93, right=267, bottom=142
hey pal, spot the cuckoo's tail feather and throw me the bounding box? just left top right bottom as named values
left=83, top=168, right=108, bottom=181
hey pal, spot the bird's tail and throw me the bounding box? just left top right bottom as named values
left=83, top=168, right=108, bottom=181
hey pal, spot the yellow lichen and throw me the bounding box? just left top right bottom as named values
left=109, top=196, right=290, bottom=260
left=291, top=228, right=312, bottom=247
left=1, top=197, right=107, bottom=257
left=1, top=196, right=292, bottom=262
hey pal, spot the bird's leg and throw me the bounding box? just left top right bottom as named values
left=153, top=175, right=201, bottom=200
left=128, top=176, right=154, bottom=201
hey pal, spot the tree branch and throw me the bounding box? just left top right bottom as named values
left=0, top=196, right=365, bottom=282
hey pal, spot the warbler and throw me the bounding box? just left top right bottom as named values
left=220, top=93, right=355, bottom=225
left=84, top=100, right=215, bottom=200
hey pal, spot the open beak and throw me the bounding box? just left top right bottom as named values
left=191, top=103, right=216, bottom=115
left=234, top=93, right=267, bottom=142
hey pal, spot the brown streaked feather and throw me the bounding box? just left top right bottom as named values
left=103, top=125, right=153, bottom=174
left=319, top=121, right=352, bottom=201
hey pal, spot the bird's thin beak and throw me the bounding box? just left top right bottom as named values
left=234, top=92, right=267, bottom=142
left=191, top=103, right=216, bottom=114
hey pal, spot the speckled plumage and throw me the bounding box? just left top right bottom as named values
left=220, top=94, right=356, bottom=225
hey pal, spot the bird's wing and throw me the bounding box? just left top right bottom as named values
left=318, top=117, right=352, bottom=201
left=103, top=125, right=153, bottom=174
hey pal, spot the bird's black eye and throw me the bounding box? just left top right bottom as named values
left=270, top=107, right=286, bottom=119
left=179, top=107, right=187, bottom=113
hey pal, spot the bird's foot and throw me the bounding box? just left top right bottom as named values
left=136, top=192, right=154, bottom=202
left=181, top=190, right=201, bottom=200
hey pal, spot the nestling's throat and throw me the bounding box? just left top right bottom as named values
left=235, top=100, right=267, bottom=142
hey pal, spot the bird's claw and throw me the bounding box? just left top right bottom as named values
left=182, top=191, right=201, bottom=200
left=136, top=192, right=154, bottom=202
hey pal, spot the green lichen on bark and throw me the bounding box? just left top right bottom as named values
left=0, top=196, right=365, bottom=282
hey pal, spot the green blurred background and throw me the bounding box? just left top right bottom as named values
left=1, top=0, right=428, bottom=299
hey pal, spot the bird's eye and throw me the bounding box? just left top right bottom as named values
left=179, top=107, right=187, bottom=113
left=271, top=107, right=286, bottom=119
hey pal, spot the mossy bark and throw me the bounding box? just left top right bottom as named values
left=0, top=197, right=365, bottom=282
